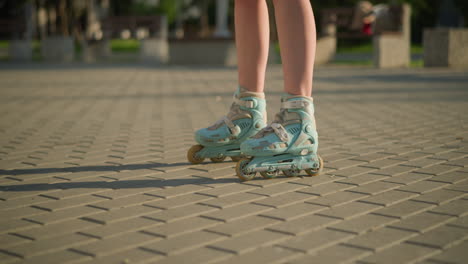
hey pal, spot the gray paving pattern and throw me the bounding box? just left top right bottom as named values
left=0, top=64, right=468, bottom=264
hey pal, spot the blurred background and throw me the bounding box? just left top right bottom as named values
left=0, top=0, right=467, bottom=66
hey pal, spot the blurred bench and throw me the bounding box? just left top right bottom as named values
left=0, top=18, right=32, bottom=61
left=100, top=15, right=168, bottom=63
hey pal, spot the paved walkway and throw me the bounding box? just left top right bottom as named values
left=1, top=64, right=467, bottom=264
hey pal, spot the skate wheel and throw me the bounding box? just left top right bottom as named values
left=210, top=156, right=226, bottom=163
left=187, top=144, right=205, bottom=164
left=282, top=169, right=301, bottom=177
left=231, top=156, right=242, bottom=162
left=260, top=171, right=277, bottom=179
left=236, top=158, right=256, bottom=181
left=305, top=155, right=324, bottom=177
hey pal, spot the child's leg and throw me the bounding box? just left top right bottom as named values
left=273, top=0, right=316, bottom=96
left=235, top=0, right=270, bottom=93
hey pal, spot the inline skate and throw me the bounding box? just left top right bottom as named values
left=236, top=95, right=323, bottom=181
left=187, top=86, right=267, bottom=164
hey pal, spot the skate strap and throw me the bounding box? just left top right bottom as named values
left=223, top=116, right=241, bottom=136
left=233, top=96, right=255, bottom=108
left=282, top=100, right=310, bottom=109
left=271, top=123, right=289, bottom=142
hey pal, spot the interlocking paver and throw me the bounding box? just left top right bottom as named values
left=142, top=216, right=220, bottom=238
left=371, top=200, right=435, bottom=219
left=388, top=212, right=454, bottom=233
left=343, top=227, right=416, bottom=252
left=406, top=224, right=468, bottom=249
left=359, top=243, right=438, bottom=264
left=141, top=230, right=225, bottom=256
left=206, top=215, right=279, bottom=237
left=277, top=228, right=353, bottom=253
left=427, top=240, right=468, bottom=264
left=289, top=244, right=370, bottom=264
left=1, top=66, right=467, bottom=263
left=328, top=213, right=397, bottom=235
left=208, top=229, right=290, bottom=254
left=215, top=246, right=298, bottom=264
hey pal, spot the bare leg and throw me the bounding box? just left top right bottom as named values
left=273, top=0, right=316, bottom=96
left=235, top=0, right=270, bottom=93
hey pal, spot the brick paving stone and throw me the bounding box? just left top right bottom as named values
left=142, top=216, right=220, bottom=238
left=343, top=227, right=416, bottom=252
left=260, top=202, right=327, bottom=221
left=397, top=180, right=449, bottom=194
left=253, top=191, right=317, bottom=208
left=388, top=212, right=454, bottom=233
left=79, top=217, right=161, bottom=239
left=18, top=218, right=97, bottom=240
left=267, top=214, right=340, bottom=236
left=143, top=203, right=217, bottom=223
left=383, top=172, right=433, bottom=185
left=328, top=214, right=397, bottom=235
left=215, top=246, right=298, bottom=264
left=336, top=173, right=387, bottom=186
left=199, top=192, right=265, bottom=209
left=316, top=201, right=381, bottom=220
left=154, top=246, right=232, bottom=264
left=24, top=206, right=104, bottom=225
left=411, top=189, right=466, bottom=205
left=143, top=193, right=212, bottom=209
left=288, top=174, right=344, bottom=187
left=359, top=190, right=418, bottom=206
left=1, top=206, right=47, bottom=220
left=296, top=182, right=354, bottom=197
left=359, top=243, right=438, bottom=264
left=82, top=205, right=160, bottom=224
left=447, top=215, right=468, bottom=229
left=247, top=182, right=308, bottom=197
left=371, top=165, right=416, bottom=176
left=445, top=181, right=468, bottom=193
left=0, top=233, right=32, bottom=247
left=331, top=166, right=378, bottom=177
left=427, top=171, right=468, bottom=184
left=278, top=228, right=354, bottom=253
left=290, top=244, right=370, bottom=264
left=414, top=164, right=460, bottom=176
left=77, top=248, right=161, bottom=264
left=0, top=218, right=40, bottom=234
left=71, top=232, right=158, bottom=257
left=426, top=240, right=468, bottom=264
left=347, top=181, right=402, bottom=195
left=141, top=230, right=226, bottom=256
left=372, top=200, right=435, bottom=219
left=4, top=233, right=95, bottom=258
left=206, top=215, right=279, bottom=237
left=429, top=198, right=468, bottom=217
left=201, top=203, right=272, bottom=222
left=18, top=250, right=92, bottom=264
left=196, top=183, right=257, bottom=198
left=208, top=229, right=290, bottom=254
left=88, top=194, right=160, bottom=211
left=406, top=225, right=468, bottom=249
left=306, top=191, right=368, bottom=207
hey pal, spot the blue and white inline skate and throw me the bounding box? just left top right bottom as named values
left=236, top=95, right=323, bottom=181
left=187, top=87, right=267, bottom=164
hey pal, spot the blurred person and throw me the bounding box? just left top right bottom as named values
left=351, top=0, right=400, bottom=35
left=188, top=0, right=323, bottom=181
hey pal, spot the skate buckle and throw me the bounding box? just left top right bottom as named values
left=300, top=149, right=309, bottom=155
left=271, top=123, right=289, bottom=142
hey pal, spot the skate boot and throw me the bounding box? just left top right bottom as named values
left=187, top=86, right=267, bottom=164
left=236, top=95, right=323, bottom=181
